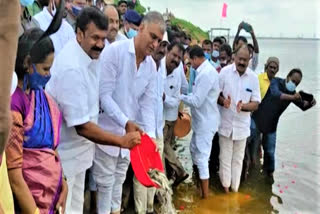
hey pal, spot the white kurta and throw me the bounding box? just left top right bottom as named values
left=46, top=38, right=99, bottom=213
left=218, top=63, right=261, bottom=192
left=93, top=38, right=157, bottom=213
left=181, top=59, right=220, bottom=179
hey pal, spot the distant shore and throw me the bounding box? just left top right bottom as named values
left=230, top=36, right=320, bottom=41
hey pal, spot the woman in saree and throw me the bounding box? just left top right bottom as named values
left=5, top=1, right=68, bottom=213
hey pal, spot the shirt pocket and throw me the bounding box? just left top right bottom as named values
left=241, top=88, right=252, bottom=103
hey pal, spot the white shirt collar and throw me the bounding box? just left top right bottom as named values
left=232, top=63, right=249, bottom=77
left=196, top=59, right=208, bottom=74
left=73, top=39, right=93, bottom=67
left=128, top=38, right=135, bottom=55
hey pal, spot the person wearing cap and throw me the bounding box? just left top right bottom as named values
left=94, top=11, right=165, bottom=214
left=120, top=9, right=141, bottom=39
left=180, top=45, right=220, bottom=199
left=131, top=33, right=169, bottom=214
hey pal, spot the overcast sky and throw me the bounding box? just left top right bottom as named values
left=140, top=0, right=320, bottom=38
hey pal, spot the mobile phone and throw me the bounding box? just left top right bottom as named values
left=242, top=22, right=252, bottom=33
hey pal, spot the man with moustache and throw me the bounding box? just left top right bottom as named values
left=218, top=45, right=261, bottom=193
left=94, top=11, right=165, bottom=214
left=46, top=7, right=141, bottom=213
left=162, top=42, right=189, bottom=187
left=103, top=5, right=127, bottom=45
left=133, top=33, right=170, bottom=214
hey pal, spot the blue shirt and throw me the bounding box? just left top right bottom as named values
left=252, top=77, right=310, bottom=134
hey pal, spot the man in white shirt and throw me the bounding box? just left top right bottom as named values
left=133, top=34, right=169, bottom=214
left=162, top=42, right=189, bottom=187
left=180, top=45, right=220, bottom=199
left=46, top=7, right=140, bottom=213
left=34, top=0, right=75, bottom=55
left=218, top=45, right=261, bottom=193
left=103, top=5, right=127, bottom=45
left=94, top=11, right=165, bottom=214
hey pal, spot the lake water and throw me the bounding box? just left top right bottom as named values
left=173, top=39, right=320, bottom=214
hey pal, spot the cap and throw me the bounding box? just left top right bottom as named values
left=124, top=9, right=142, bottom=26
left=265, top=56, right=279, bottom=68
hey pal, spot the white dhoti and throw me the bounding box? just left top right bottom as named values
left=92, top=146, right=130, bottom=214
left=190, top=131, right=215, bottom=180
left=219, top=134, right=246, bottom=192
left=65, top=171, right=86, bottom=214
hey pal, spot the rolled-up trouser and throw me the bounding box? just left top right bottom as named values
left=219, top=134, right=246, bottom=192
left=65, top=171, right=86, bottom=214
left=248, top=118, right=261, bottom=163
left=190, top=131, right=215, bottom=180
left=134, top=137, right=164, bottom=214
left=92, top=146, right=130, bottom=214
left=163, top=120, right=186, bottom=178
left=261, top=131, right=277, bottom=173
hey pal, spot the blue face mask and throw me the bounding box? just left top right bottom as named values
left=126, top=28, right=138, bottom=39
left=204, top=52, right=211, bottom=60
left=212, top=50, right=220, bottom=58
left=20, top=0, right=34, bottom=7
left=285, top=80, right=296, bottom=92
left=72, top=5, right=83, bottom=17
left=23, top=64, right=51, bottom=90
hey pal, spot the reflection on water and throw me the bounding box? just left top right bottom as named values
left=172, top=39, right=320, bottom=214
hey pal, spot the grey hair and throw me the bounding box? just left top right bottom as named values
left=142, top=11, right=166, bottom=33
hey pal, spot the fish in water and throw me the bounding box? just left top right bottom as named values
left=148, top=169, right=176, bottom=214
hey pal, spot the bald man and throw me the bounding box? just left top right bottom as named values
left=103, top=5, right=126, bottom=45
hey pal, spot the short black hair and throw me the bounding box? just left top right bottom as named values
left=213, top=37, right=223, bottom=45
left=76, top=7, right=108, bottom=33
left=167, top=42, right=185, bottom=56
left=287, top=68, right=303, bottom=78
left=220, top=36, right=227, bottom=44
left=235, top=36, right=248, bottom=45
left=189, top=45, right=205, bottom=59
left=202, top=39, right=213, bottom=48
left=219, top=43, right=232, bottom=57
left=248, top=43, right=254, bottom=50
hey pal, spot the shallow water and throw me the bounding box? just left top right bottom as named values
left=173, top=39, right=320, bottom=214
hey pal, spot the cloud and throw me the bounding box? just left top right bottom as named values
left=141, top=0, right=320, bottom=38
